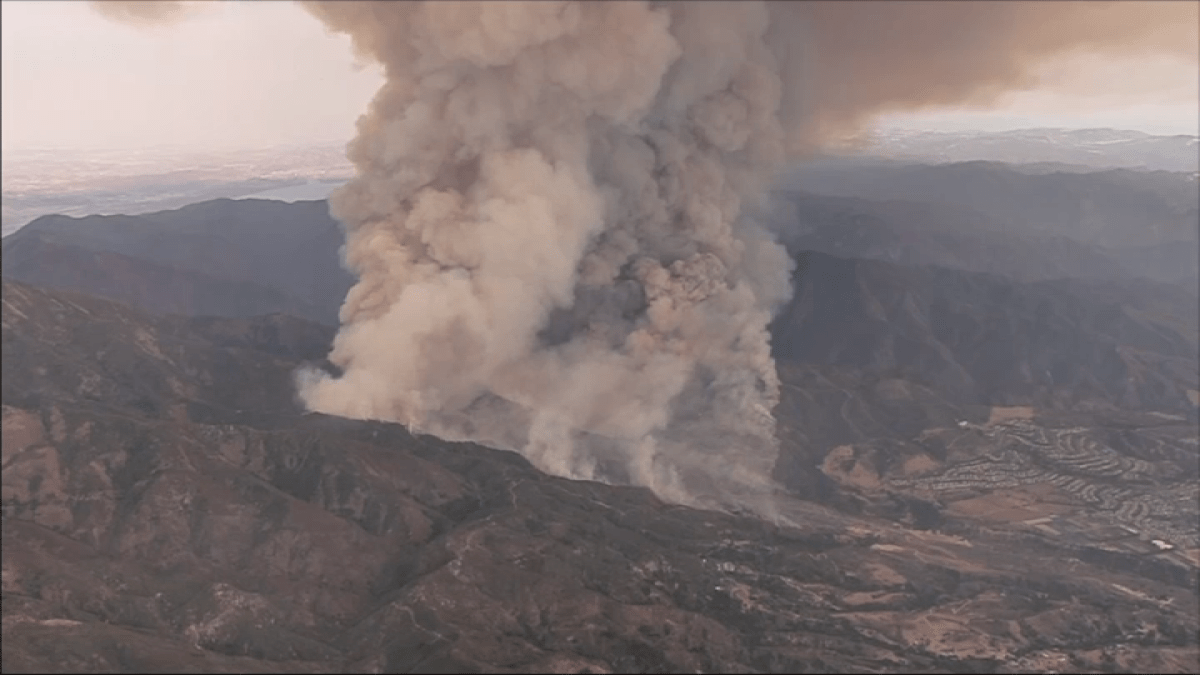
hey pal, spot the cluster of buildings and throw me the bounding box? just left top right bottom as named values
left=891, top=418, right=1198, bottom=564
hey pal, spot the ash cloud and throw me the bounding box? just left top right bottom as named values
left=93, top=0, right=1197, bottom=512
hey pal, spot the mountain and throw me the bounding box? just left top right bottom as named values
left=765, top=250, right=1199, bottom=525
left=849, top=128, right=1200, bottom=173
left=1, top=199, right=354, bottom=326
left=5, top=279, right=1198, bottom=673
left=769, top=190, right=1128, bottom=283
left=0, top=281, right=331, bottom=428
left=9, top=168, right=1196, bottom=332
left=776, top=160, right=1199, bottom=285
left=4, top=196, right=1194, bottom=420
left=778, top=160, right=1199, bottom=249
left=3, top=138, right=1198, bottom=670
left=771, top=251, right=1198, bottom=413
left=1, top=143, right=355, bottom=236
left=0, top=175, right=312, bottom=239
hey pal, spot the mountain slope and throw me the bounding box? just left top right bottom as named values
left=5, top=196, right=1194, bottom=429
left=0, top=235, right=332, bottom=323
left=770, top=190, right=1128, bottom=283
left=770, top=251, right=1199, bottom=413
left=1, top=198, right=354, bottom=325
left=4, top=279, right=1198, bottom=673
left=777, top=160, right=1199, bottom=285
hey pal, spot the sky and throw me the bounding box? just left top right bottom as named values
left=2, top=1, right=1198, bottom=155
left=1, top=1, right=382, bottom=153
left=877, top=50, right=1200, bottom=136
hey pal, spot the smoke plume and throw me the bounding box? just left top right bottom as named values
left=294, top=0, right=793, bottom=510
left=769, top=1, right=1199, bottom=146
left=94, top=0, right=1197, bottom=511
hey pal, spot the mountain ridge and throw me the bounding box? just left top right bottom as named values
left=851, top=127, right=1199, bottom=172
left=4, top=276, right=1198, bottom=673
left=2, top=198, right=353, bottom=325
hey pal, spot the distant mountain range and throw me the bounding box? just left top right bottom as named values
left=4, top=128, right=1194, bottom=237
left=1, top=143, right=354, bottom=236
left=1, top=199, right=353, bottom=326
left=775, top=160, right=1199, bottom=285
left=4, top=163, right=1196, bottom=418
left=771, top=251, right=1197, bottom=413
left=846, top=128, right=1199, bottom=173
left=3, top=190, right=1195, bottom=430
left=771, top=190, right=1128, bottom=283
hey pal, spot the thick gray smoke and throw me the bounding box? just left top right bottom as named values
left=296, top=1, right=794, bottom=510
left=91, top=0, right=1197, bottom=512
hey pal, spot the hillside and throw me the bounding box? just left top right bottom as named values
left=777, top=160, right=1198, bottom=286
left=4, top=278, right=1198, bottom=673
left=770, top=251, right=1199, bottom=414
left=1, top=199, right=353, bottom=325
left=769, top=190, right=1127, bottom=283
left=5, top=197, right=1195, bottom=422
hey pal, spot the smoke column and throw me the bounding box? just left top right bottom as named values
left=294, top=1, right=793, bottom=510
left=767, top=1, right=1199, bottom=147
left=93, top=0, right=1198, bottom=511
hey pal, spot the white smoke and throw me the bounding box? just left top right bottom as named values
left=294, top=0, right=793, bottom=510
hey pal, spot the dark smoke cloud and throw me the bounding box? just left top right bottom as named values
left=92, top=1, right=1198, bottom=512
left=769, top=1, right=1199, bottom=146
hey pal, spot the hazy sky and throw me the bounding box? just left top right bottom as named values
left=878, top=49, right=1200, bottom=135
left=3, top=1, right=1198, bottom=155
left=2, top=1, right=382, bottom=153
